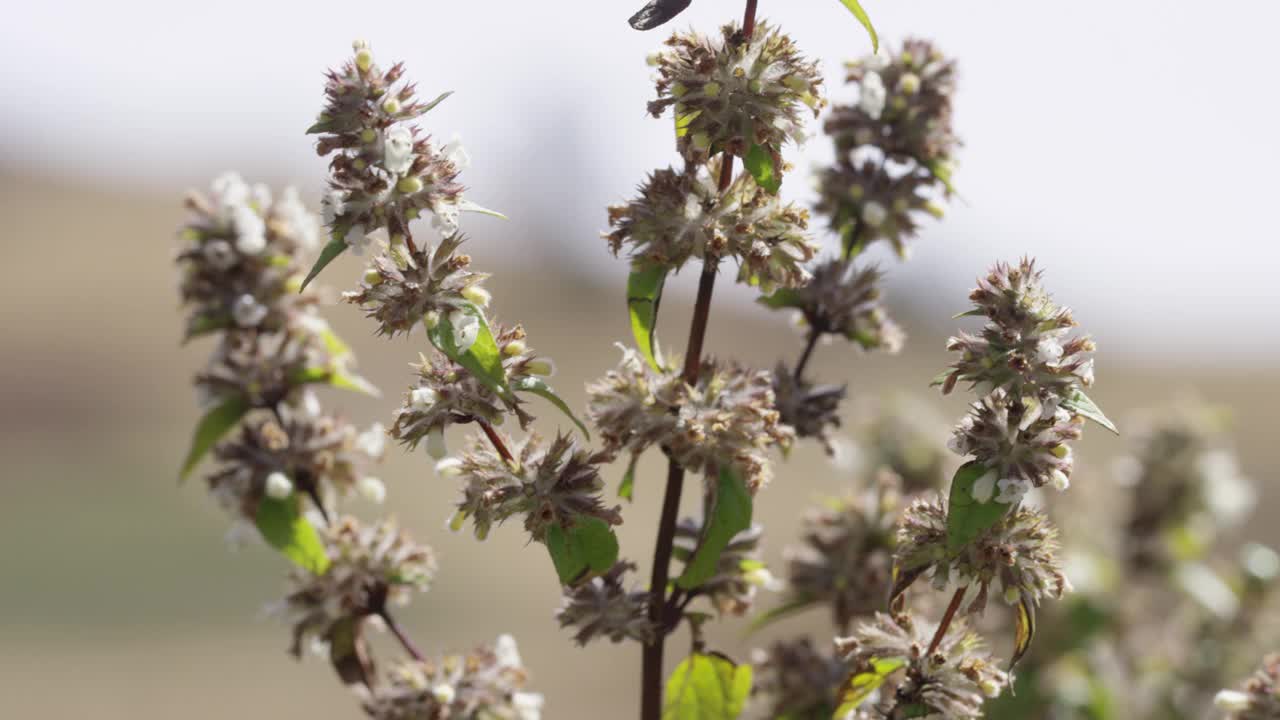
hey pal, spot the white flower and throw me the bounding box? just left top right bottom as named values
left=995, top=476, right=1030, bottom=504
left=426, top=427, right=448, bottom=459
left=1199, top=450, right=1255, bottom=526
left=435, top=457, right=463, bottom=477
left=431, top=201, right=461, bottom=235
left=431, top=683, right=456, bottom=706
left=382, top=126, right=415, bottom=175
left=202, top=239, right=238, bottom=270
left=356, top=423, right=387, bottom=458
left=321, top=190, right=345, bottom=226
left=442, top=135, right=471, bottom=170
left=1213, top=689, right=1251, bottom=712
left=1050, top=469, right=1071, bottom=492
left=231, top=294, right=268, bottom=327
left=858, top=71, right=887, bottom=119
left=863, top=47, right=892, bottom=72
left=1036, top=337, right=1064, bottom=364
left=860, top=201, right=888, bottom=227
left=972, top=469, right=998, bottom=503
left=494, top=634, right=522, bottom=669
left=947, top=431, right=969, bottom=456
left=1073, top=358, right=1095, bottom=385
left=264, top=471, right=293, bottom=499
left=211, top=171, right=251, bottom=218
left=744, top=566, right=784, bottom=591
left=410, top=387, right=439, bottom=410
left=231, top=205, right=268, bottom=255
left=276, top=186, right=321, bottom=251
left=356, top=476, right=386, bottom=504
left=449, top=310, right=481, bottom=353
left=344, top=224, right=373, bottom=255
left=512, top=692, right=544, bottom=720
left=299, top=389, right=323, bottom=417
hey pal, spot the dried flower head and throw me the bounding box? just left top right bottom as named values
left=178, top=174, right=321, bottom=338
left=606, top=162, right=817, bottom=290
left=836, top=612, right=1007, bottom=719
left=648, top=21, right=825, bottom=161
left=279, top=517, right=435, bottom=657
left=445, top=432, right=620, bottom=543
left=586, top=347, right=792, bottom=491
left=363, top=635, right=543, bottom=720
left=1214, top=655, right=1280, bottom=720
left=310, top=41, right=486, bottom=246
left=194, top=326, right=359, bottom=410
left=827, top=39, right=959, bottom=170
left=782, top=472, right=902, bottom=630
left=674, top=521, right=778, bottom=616
left=555, top=561, right=656, bottom=646
left=771, top=364, right=847, bottom=454
left=750, top=637, right=846, bottom=719
left=771, top=257, right=904, bottom=351
left=813, top=157, right=944, bottom=259
left=341, top=234, right=489, bottom=338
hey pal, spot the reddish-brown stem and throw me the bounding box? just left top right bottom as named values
left=639, top=4, right=759, bottom=719
left=793, top=327, right=821, bottom=382
left=927, top=586, right=967, bottom=657
left=477, top=419, right=515, bottom=465
left=379, top=609, right=425, bottom=662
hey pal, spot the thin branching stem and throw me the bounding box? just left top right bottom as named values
left=928, top=585, right=967, bottom=657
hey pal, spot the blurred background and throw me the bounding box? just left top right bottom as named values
left=1, top=0, right=1277, bottom=718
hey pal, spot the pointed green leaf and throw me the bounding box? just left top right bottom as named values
left=255, top=494, right=331, bottom=575
left=1010, top=595, right=1037, bottom=671
left=662, top=652, right=753, bottom=720
left=426, top=301, right=512, bottom=401
left=835, top=656, right=906, bottom=716
left=179, top=395, right=250, bottom=481
left=546, top=517, right=620, bottom=586
left=512, top=376, right=589, bottom=439
left=627, top=264, right=668, bottom=372
left=288, top=366, right=381, bottom=397
left=744, top=143, right=781, bottom=195
left=1061, top=389, right=1119, bottom=435
left=318, top=327, right=353, bottom=359
left=420, top=90, right=454, bottom=114
left=677, top=466, right=753, bottom=590
left=619, top=454, right=640, bottom=501
left=757, top=287, right=804, bottom=311
left=837, top=0, right=878, bottom=53
left=675, top=109, right=703, bottom=138
left=747, top=593, right=817, bottom=632
left=300, top=236, right=348, bottom=291
left=946, top=461, right=1011, bottom=555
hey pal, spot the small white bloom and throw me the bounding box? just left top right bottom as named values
left=232, top=205, right=268, bottom=255
left=410, top=386, right=439, bottom=410
left=1199, top=450, right=1255, bottom=526
left=858, top=71, right=887, bottom=119
left=426, top=427, right=448, bottom=459
left=277, top=186, right=321, bottom=251
left=971, top=469, right=998, bottom=503
left=860, top=201, right=888, bottom=228
left=863, top=46, right=892, bottom=72
left=299, top=389, right=323, bottom=417
left=435, top=457, right=463, bottom=477
left=994, top=476, right=1030, bottom=504
left=264, top=471, right=293, bottom=499
left=431, top=683, right=456, bottom=706
left=1050, top=469, right=1071, bottom=492
left=431, top=201, right=461, bottom=235
left=442, top=135, right=471, bottom=170
left=356, top=476, right=386, bottom=504
left=211, top=171, right=251, bottom=217
left=1036, top=337, right=1064, bottom=364
left=744, top=566, right=784, bottom=591
left=494, top=634, right=522, bottom=669
left=1074, top=358, right=1095, bottom=385
left=1213, top=689, right=1251, bottom=712
left=344, top=224, right=372, bottom=255
left=526, top=359, right=556, bottom=377
left=356, top=423, right=387, bottom=458
left=321, top=190, right=345, bottom=226
left=946, top=431, right=968, bottom=456
left=231, top=294, right=268, bottom=327
left=512, top=692, right=544, bottom=720
left=449, top=310, right=481, bottom=353
left=382, top=126, right=415, bottom=175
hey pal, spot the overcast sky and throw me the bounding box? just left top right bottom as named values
left=3, top=0, right=1277, bottom=364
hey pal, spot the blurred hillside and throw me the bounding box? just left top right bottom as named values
left=0, top=172, right=1277, bottom=719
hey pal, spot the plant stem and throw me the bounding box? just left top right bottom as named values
left=793, top=327, right=821, bottom=382
left=379, top=609, right=425, bottom=662
left=927, top=585, right=967, bottom=656
left=640, top=5, right=759, bottom=718
left=477, top=419, right=515, bottom=465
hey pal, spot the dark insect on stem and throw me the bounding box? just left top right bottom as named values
left=628, top=0, right=693, bottom=30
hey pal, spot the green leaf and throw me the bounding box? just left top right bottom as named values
left=926, top=159, right=958, bottom=195
left=318, top=326, right=353, bottom=359
left=747, top=593, right=816, bottom=632
left=1010, top=595, right=1037, bottom=671
left=426, top=302, right=512, bottom=401
left=512, top=376, right=590, bottom=439
left=289, top=366, right=380, bottom=397
left=546, top=517, right=620, bottom=586
left=301, top=235, right=349, bottom=291
left=662, top=652, right=753, bottom=720
left=255, top=494, right=331, bottom=574
left=835, top=656, right=906, bottom=717
left=627, top=265, right=669, bottom=372
left=946, top=461, right=1011, bottom=555
left=179, top=395, right=249, bottom=481
left=1061, top=389, right=1119, bottom=435
left=744, top=144, right=781, bottom=195
left=837, top=0, right=879, bottom=53
left=756, top=287, right=804, bottom=311
left=677, top=466, right=753, bottom=590
left=675, top=109, right=703, bottom=138
left=420, top=90, right=454, bottom=114
left=619, top=454, right=640, bottom=501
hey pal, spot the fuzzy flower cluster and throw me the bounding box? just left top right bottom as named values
left=363, top=635, right=543, bottom=720
left=771, top=365, right=847, bottom=455
left=391, top=323, right=554, bottom=456
left=208, top=399, right=388, bottom=523
left=278, top=517, right=436, bottom=657
left=193, top=327, right=346, bottom=410
left=606, top=162, right=817, bottom=290
left=310, top=41, right=483, bottom=247
left=894, top=497, right=1068, bottom=617
left=776, top=258, right=904, bottom=351
left=750, top=637, right=846, bottom=719
left=782, top=472, right=903, bottom=631
left=555, top=561, right=656, bottom=646
left=940, top=260, right=1097, bottom=504
left=1214, top=655, right=1280, bottom=720
left=440, top=432, right=620, bottom=543
left=177, top=172, right=321, bottom=338
left=586, top=347, right=792, bottom=491
left=674, top=520, right=779, bottom=616
left=817, top=39, right=958, bottom=258
left=341, top=233, right=490, bottom=338
left=648, top=21, right=825, bottom=161
left=836, top=612, right=1007, bottom=719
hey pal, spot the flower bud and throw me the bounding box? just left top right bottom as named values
left=435, top=457, right=463, bottom=478
left=265, top=471, right=293, bottom=500
left=426, top=427, right=448, bottom=459
left=461, top=285, right=491, bottom=308
left=357, top=476, right=387, bottom=504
